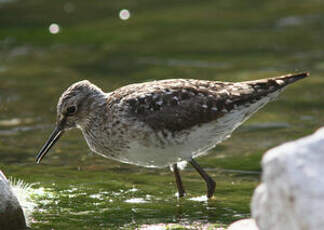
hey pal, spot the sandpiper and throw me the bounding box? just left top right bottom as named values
left=36, top=72, right=309, bottom=198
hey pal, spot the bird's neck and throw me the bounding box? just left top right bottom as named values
left=88, top=91, right=109, bottom=111
left=77, top=91, right=109, bottom=130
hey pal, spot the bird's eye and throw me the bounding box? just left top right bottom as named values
left=66, top=106, right=76, bottom=115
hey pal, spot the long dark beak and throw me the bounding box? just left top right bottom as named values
left=36, top=125, right=64, bottom=164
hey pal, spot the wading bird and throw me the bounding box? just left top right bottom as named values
left=36, top=72, right=308, bottom=198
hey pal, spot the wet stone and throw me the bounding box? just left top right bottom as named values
left=0, top=170, right=27, bottom=230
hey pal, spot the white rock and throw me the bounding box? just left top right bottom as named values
left=252, top=127, right=324, bottom=230
left=227, top=218, right=259, bottom=230
left=0, top=170, right=26, bottom=230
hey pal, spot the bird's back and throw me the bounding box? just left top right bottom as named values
left=100, top=73, right=308, bottom=167
left=108, top=73, right=307, bottom=132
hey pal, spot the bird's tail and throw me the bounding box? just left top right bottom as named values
left=243, top=72, right=309, bottom=90
left=229, top=72, right=310, bottom=109
left=274, top=72, right=309, bottom=84
left=227, top=72, right=309, bottom=128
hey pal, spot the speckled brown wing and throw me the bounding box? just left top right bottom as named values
left=108, top=73, right=308, bottom=133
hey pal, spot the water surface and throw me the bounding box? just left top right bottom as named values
left=0, top=0, right=323, bottom=229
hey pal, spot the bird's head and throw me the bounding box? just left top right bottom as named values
left=36, top=80, right=104, bottom=164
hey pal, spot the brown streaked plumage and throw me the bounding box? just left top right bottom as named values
left=111, top=74, right=306, bottom=133
left=36, top=72, right=309, bottom=198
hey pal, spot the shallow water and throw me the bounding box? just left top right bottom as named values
left=0, top=0, right=324, bottom=229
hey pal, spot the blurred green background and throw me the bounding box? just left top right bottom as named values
left=0, top=0, right=323, bottom=229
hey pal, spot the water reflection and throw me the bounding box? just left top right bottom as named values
left=119, top=9, right=130, bottom=21
left=0, top=118, right=34, bottom=126
left=49, top=24, right=60, bottom=34
left=125, top=198, right=148, bottom=204
left=189, top=195, right=208, bottom=202
left=23, top=175, right=250, bottom=228
left=0, top=124, right=50, bottom=136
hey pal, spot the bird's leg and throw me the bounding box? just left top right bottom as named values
left=189, top=159, right=216, bottom=198
left=172, top=163, right=186, bottom=198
